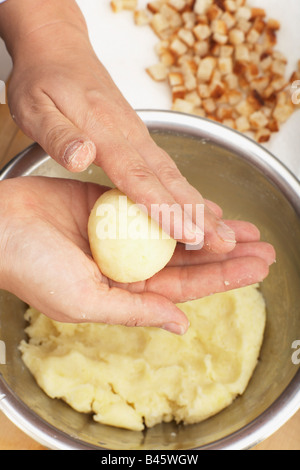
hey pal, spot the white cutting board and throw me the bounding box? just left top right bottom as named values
left=76, top=0, right=300, bottom=179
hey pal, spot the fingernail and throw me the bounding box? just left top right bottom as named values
left=63, top=140, right=96, bottom=171
left=161, top=323, right=187, bottom=335
left=216, top=220, right=236, bottom=244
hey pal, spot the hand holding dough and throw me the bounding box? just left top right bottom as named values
left=88, top=189, right=177, bottom=283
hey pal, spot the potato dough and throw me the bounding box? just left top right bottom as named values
left=20, top=285, right=266, bottom=432
left=88, top=189, right=177, bottom=283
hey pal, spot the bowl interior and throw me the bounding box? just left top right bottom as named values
left=0, top=121, right=300, bottom=449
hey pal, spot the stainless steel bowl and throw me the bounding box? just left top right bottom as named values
left=0, top=110, right=299, bottom=450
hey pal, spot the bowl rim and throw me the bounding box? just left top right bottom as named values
left=0, top=110, right=299, bottom=450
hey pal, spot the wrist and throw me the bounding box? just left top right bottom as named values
left=0, top=0, right=88, bottom=59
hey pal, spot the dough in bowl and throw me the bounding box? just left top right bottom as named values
left=88, top=189, right=177, bottom=283
left=20, top=285, right=266, bottom=432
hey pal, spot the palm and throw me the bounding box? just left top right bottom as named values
left=1, top=177, right=275, bottom=332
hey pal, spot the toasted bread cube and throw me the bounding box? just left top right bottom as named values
left=247, top=28, right=261, bottom=44
left=194, top=0, right=212, bottom=15
left=249, top=51, right=260, bottom=66
left=155, top=40, right=170, bottom=55
left=210, top=69, right=221, bottom=82
left=249, top=110, right=269, bottom=129
left=273, top=51, right=287, bottom=63
left=224, top=0, right=237, bottom=13
left=218, top=57, right=233, bottom=75
left=147, top=1, right=164, bottom=13
left=193, top=40, right=209, bottom=57
left=251, top=8, right=266, bottom=18
left=222, top=119, right=236, bottom=129
left=236, top=100, right=255, bottom=117
left=237, top=18, right=252, bottom=33
left=221, top=11, right=236, bottom=29
left=161, top=4, right=183, bottom=28
left=263, top=85, right=275, bottom=99
left=172, top=98, right=195, bottom=113
left=210, top=42, right=221, bottom=57
left=185, top=90, right=202, bottom=106
left=217, top=105, right=237, bottom=120
left=250, top=76, right=270, bottom=94
left=224, top=73, right=238, bottom=90
left=211, top=19, right=228, bottom=35
left=276, top=91, right=287, bottom=106
left=272, top=76, right=287, bottom=92
left=202, top=98, right=217, bottom=114
left=172, top=85, right=186, bottom=101
left=273, top=103, right=294, bottom=123
left=134, top=10, right=151, bottom=26
left=146, top=63, right=169, bottom=81
left=207, top=4, right=223, bottom=21
left=255, top=128, right=271, bottom=142
left=168, top=72, right=184, bottom=87
left=267, top=119, right=279, bottom=133
left=267, top=18, right=280, bottom=31
left=229, top=28, right=245, bottom=45
left=170, top=38, right=189, bottom=56
left=253, top=17, right=266, bottom=34
left=197, top=57, right=216, bottom=82
left=236, top=6, right=251, bottom=21
left=182, top=11, right=196, bottom=29
left=178, top=28, right=196, bottom=47
left=210, top=81, right=225, bottom=99
left=111, top=0, right=137, bottom=12
left=167, top=0, right=187, bottom=11
left=193, top=23, right=211, bottom=40
left=183, top=72, right=197, bottom=91
left=245, top=63, right=260, bottom=81
left=235, top=44, right=250, bottom=61
left=271, top=60, right=286, bottom=76
left=228, top=90, right=243, bottom=105
left=236, top=115, right=250, bottom=132
left=213, top=33, right=228, bottom=45
left=264, top=28, right=277, bottom=48
left=247, top=90, right=265, bottom=110
left=160, top=51, right=176, bottom=66
left=193, top=107, right=206, bottom=117
left=220, top=45, right=234, bottom=58
left=197, top=83, right=210, bottom=98
left=181, top=59, right=198, bottom=74
left=260, top=55, right=272, bottom=71
left=151, top=13, right=170, bottom=34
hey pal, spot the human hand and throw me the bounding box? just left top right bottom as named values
left=2, top=0, right=236, bottom=253
left=0, top=177, right=275, bottom=335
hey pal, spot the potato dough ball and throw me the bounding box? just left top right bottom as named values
left=88, top=189, right=177, bottom=283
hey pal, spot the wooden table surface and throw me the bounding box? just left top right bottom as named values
left=0, top=97, right=299, bottom=451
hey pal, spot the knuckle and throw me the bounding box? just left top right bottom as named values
left=44, top=122, right=69, bottom=151
left=129, top=164, right=156, bottom=181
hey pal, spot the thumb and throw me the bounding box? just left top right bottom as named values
left=12, top=94, right=96, bottom=172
